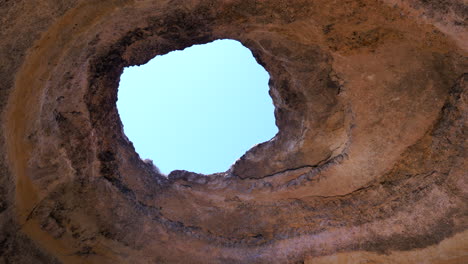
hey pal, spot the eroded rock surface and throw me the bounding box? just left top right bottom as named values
left=0, top=0, right=466, bottom=263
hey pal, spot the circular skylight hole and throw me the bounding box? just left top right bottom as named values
left=117, top=39, right=277, bottom=175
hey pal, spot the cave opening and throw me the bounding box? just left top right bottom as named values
left=117, top=39, right=278, bottom=175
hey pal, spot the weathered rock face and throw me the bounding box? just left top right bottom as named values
left=0, top=0, right=466, bottom=263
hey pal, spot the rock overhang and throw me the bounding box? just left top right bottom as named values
left=0, top=0, right=467, bottom=263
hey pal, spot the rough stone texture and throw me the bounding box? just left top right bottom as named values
left=0, top=0, right=467, bottom=263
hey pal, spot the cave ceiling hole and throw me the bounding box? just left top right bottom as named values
left=117, top=39, right=278, bottom=175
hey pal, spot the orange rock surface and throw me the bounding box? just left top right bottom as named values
left=0, top=0, right=466, bottom=263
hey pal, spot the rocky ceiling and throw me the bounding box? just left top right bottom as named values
left=0, top=0, right=467, bottom=263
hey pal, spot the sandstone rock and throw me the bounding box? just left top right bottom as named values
left=0, top=0, right=466, bottom=263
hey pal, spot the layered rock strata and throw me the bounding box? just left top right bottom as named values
left=0, top=0, right=467, bottom=263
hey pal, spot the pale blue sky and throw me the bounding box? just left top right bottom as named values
left=117, top=39, right=277, bottom=175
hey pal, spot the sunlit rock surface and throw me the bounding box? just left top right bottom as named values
left=0, top=0, right=466, bottom=263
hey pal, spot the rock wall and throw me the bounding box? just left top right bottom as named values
left=0, top=0, right=466, bottom=263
